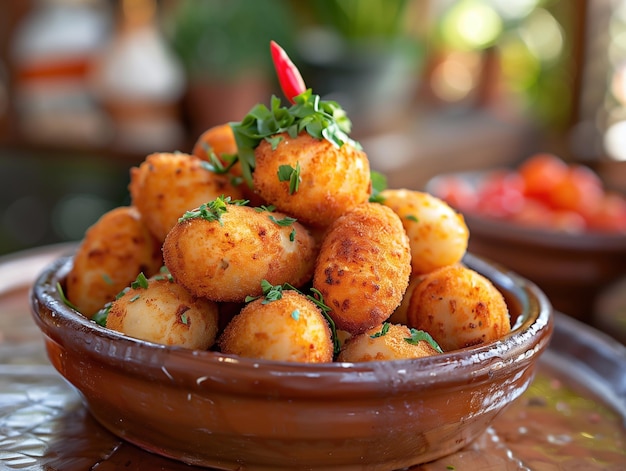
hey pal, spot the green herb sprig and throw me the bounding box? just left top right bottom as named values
left=179, top=196, right=248, bottom=224
left=231, top=90, right=361, bottom=187
left=369, top=170, right=388, bottom=203
left=404, top=329, right=443, bottom=353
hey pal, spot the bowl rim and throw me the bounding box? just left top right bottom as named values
left=426, top=170, right=626, bottom=250
left=29, top=252, right=553, bottom=395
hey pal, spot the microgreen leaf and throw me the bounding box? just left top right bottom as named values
left=254, top=204, right=276, bottom=212
left=198, top=152, right=237, bottom=174
left=277, top=162, right=301, bottom=194
left=268, top=215, right=297, bottom=227
left=179, top=196, right=248, bottom=224
left=370, top=323, right=391, bottom=339
left=130, top=272, right=149, bottom=290
left=404, top=329, right=443, bottom=353
left=57, top=282, right=79, bottom=311
left=92, top=303, right=111, bottom=326
left=369, top=171, right=388, bottom=203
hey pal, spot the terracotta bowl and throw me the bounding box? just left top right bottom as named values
left=427, top=171, right=626, bottom=323
left=30, top=253, right=552, bottom=471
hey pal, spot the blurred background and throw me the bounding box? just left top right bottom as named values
left=0, top=0, right=625, bottom=256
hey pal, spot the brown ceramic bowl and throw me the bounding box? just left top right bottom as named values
left=30, top=253, right=552, bottom=471
left=427, top=170, right=626, bottom=322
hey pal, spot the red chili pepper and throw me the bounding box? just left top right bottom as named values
left=270, top=40, right=306, bottom=104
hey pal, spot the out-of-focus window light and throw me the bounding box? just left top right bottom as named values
left=431, top=51, right=479, bottom=101
left=429, top=0, right=573, bottom=132
left=440, top=0, right=503, bottom=51
left=604, top=1, right=626, bottom=162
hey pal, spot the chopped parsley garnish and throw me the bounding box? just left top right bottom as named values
left=130, top=272, right=149, bottom=290
left=277, top=162, right=301, bottom=194
left=268, top=214, right=297, bottom=227
left=405, top=214, right=419, bottom=222
left=230, top=90, right=360, bottom=187
left=153, top=266, right=174, bottom=283
left=404, top=329, right=443, bottom=353
left=101, top=273, right=113, bottom=285
left=254, top=204, right=276, bottom=212
left=178, top=196, right=248, bottom=224
left=291, top=309, right=300, bottom=321
left=244, top=281, right=341, bottom=356
left=198, top=147, right=237, bottom=174
left=57, top=282, right=79, bottom=311
left=92, top=303, right=111, bottom=326
left=370, top=322, right=391, bottom=338
left=369, top=170, right=388, bottom=203
left=180, top=313, right=189, bottom=325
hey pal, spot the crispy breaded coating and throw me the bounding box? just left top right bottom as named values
left=337, top=323, right=440, bottom=362
left=66, top=206, right=163, bottom=317
left=387, top=273, right=426, bottom=325
left=313, top=202, right=411, bottom=335
left=129, top=152, right=243, bottom=243
left=406, top=264, right=511, bottom=351
left=192, top=123, right=238, bottom=160
left=106, top=277, right=219, bottom=349
left=253, top=132, right=371, bottom=228
left=218, top=290, right=333, bottom=363
left=163, top=202, right=317, bottom=302
left=381, top=189, right=469, bottom=275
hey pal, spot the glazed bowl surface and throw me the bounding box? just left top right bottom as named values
left=30, top=253, right=552, bottom=471
left=427, top=170, right=626, bottom=322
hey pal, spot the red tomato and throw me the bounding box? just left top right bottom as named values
left=475, top=171, right=525, bottom=218
left=431, top=176, right=478, bottom=212
left=586, top=193, right=626, bottom=233
left=518, top=153, right=568, bottom=201
left=513, top=198, right=554, bottom=229
left=547, top=164, right=604, bottom=217
left=550, top=210, right=587, bottom=233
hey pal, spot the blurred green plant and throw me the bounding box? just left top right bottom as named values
left=165, top=0, right=295, bottom=80
left=304, top=0, right=410, bottom=42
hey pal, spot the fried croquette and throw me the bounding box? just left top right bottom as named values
left=337, top=323, right=441, bottom=362
left=192, top=123, right=238, bottom=161
left=106, top=277, right=219, bottom=349
left=313, top=202, right=411, bottom=335
left=380, top=189, right=469, bottom=275
left=253, top=132, right=371, bottom=228
left=163, top=200, right=317, bottom=302
left=129, top=152, right=243, bottom=243
left=218, top=290, right=333, bottom=362
left=406, top=264, right=511, bottom=351
left=65, top=206, right=163, bottom=317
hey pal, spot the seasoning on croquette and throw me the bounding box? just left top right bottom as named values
left=163, top=197, right=317, bottom=303
left=337, top=323, right=441, bottom=362
left=105, top=274, right=219, bottom=349
left=231, top=90, right=371, bottom=229
left=313, top=202, right=412, bottom=335
left=253, top=131, right=371, bottom=228
left=218, top=289, right=333, bottom=363
left=406, top=264, right=511, bottom=351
